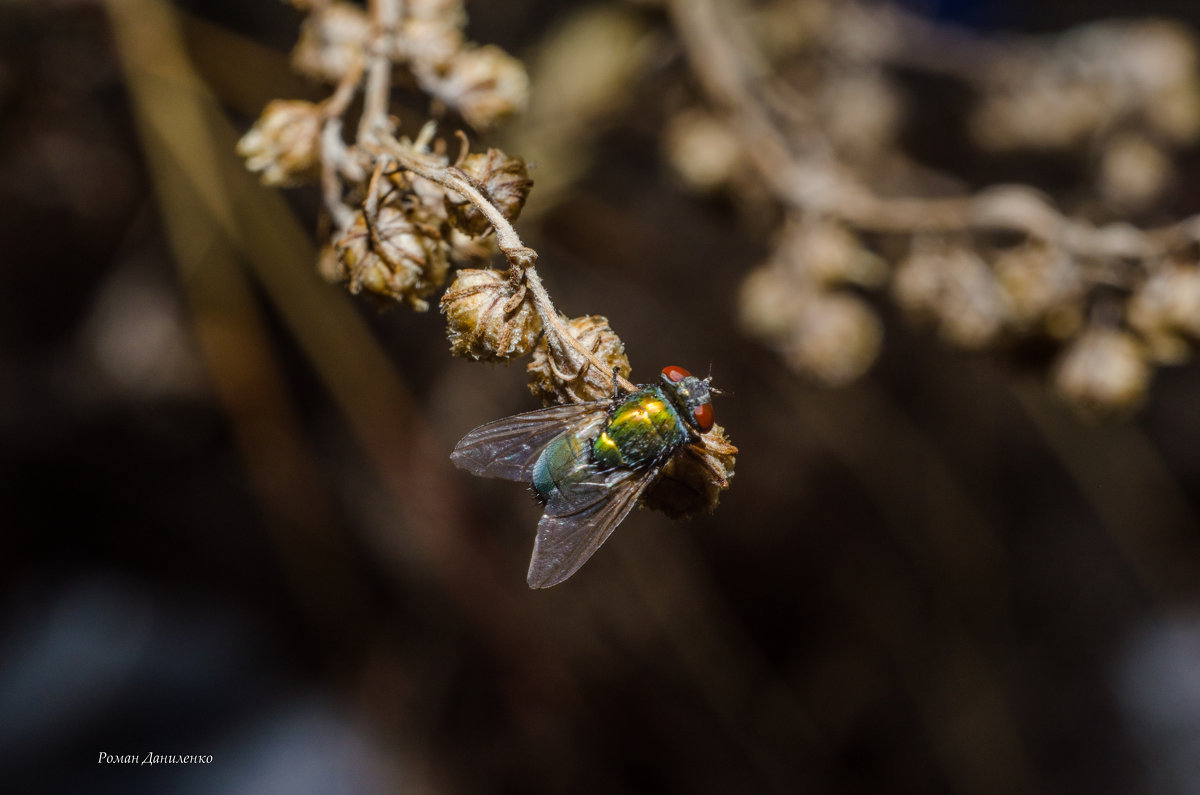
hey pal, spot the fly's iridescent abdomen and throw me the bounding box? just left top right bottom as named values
left=531, top=430, right=591, bottom=504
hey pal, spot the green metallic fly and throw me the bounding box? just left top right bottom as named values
left=451, top=365, right=718, bottom=588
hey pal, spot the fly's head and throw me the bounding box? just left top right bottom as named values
left=660, top=365, right=716, bottom=433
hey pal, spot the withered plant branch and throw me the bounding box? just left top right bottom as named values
left=669, top=0, right=1200, bottom=283
left=380, top=136, right=638, bottom=394
left=358, top=0, right=400, bottom=144
left=321, top=119, right=355, bottom=227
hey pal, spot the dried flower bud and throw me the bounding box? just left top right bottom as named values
left=292, top=2, right=369, bottom=84
left=400, top=0, right=466, bottom=69
left=993, top=243, right=1085, bottom=335
left=776, top=217, right=886, bottom=288
left=1053, top=327, right=1150, bottom=414
left=1128, top=264, right=1200, bottom=363
left=642, top=424, right=737, bottom=518
left=738, top=265, right=807, bottom=342
left=781, top=291, right=882, bottom=387
left=1099, top=133, right=1172, bottom=211
left=445, top=149, right=532, bottom=237
left=334, top=202, right=449, bottom=310
left=817, top=69, right=901, bottom=157
left=441, top=269, right=541, bottom=360
left=400, top=18, right=465, bottom=71
left=236, top=100, right=322, bottom=187
left=316, top=243, right=347, bottom=284
left=528, top=315, right=630, bottom=405
left=893, top=241, right=1008, bottom=350
left=423, top=45, right=529, bottom=130
left=445, top=227, right=499, bottom=267
left=664, top=110, right=744, bottom=194
left=972, top=21, right=1200, bottom=152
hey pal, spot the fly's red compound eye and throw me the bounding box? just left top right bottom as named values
left=662, top=365, right=691, bottom=382
left=692, top=403, right=714, bottom=432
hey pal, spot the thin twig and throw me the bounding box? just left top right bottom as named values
left=358, top=0, right=400, bottom=144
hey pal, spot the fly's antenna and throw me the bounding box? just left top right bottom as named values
left=703, top=363, right=730, bottom=396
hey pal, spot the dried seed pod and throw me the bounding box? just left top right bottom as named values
left=1128, top=264, right=1200, bottom=337
left=400, top=0, right=466, bottom=69
left=642, top=424, right=738, bottom=519
left=817, top=69, right=901, bottom=157
left=316, top=243, right=347, bottom=285
left=1127, top=264, right=1200, bottom=363
left=993, top=243, right=1085, bottom=336
left=972, top=20, right=1200, bottom=152
left=445, top=149, right=532, bottom=237
left=441, top=269, right=541, bottom=360
left=236, top=100, right=322, bottom=187
left=445, top=227, right=499, bottom=267
left=527, top=315, right=630, bottom=405
left=334, top=202, right=450, bottom=310
left=781, top=291, right=882, bottom=387
left=1099, top=133, right=1172, bottom=211
left=291, top=2, right=369, bottom=84
left=893, top=240, right=1009, bottom=350
left=775, top=216, right=886, bottom=288
left=1053, top=327, right=1151, bottom=414
left=737, top=265, right=807, bottom=342
left=663, top=110, right=744, bottom=194
left=423, top=44, right=529, bottom=130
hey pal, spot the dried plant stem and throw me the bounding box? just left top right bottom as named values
left=383, top=140, right=638, bottom=393
left=358, top=0, right=400, bottom=144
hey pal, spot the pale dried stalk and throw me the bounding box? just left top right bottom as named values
left=358, top=0, right=400, bottom=143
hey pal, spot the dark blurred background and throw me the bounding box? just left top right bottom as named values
left=4, top=0, right=1200, bottom=793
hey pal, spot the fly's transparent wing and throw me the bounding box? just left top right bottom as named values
left=450, top=402, right=607, bottom=481
left=526, top=465, right=660, bottom=588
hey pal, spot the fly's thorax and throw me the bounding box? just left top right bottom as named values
left=592, top=386, right=688, bottom=470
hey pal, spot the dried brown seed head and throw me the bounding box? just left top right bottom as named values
left=1127, top=264, right=1200, bottom=363
left=993, top=243, right=1085, bottom=334
left=334, top=201, right=450, bottom=310
left=893, top=240, right=1009, bottom=350
left=424, top=45, right=529, bottom=130
left=236, top=100, right=322, bottom=187
left=445, top=149, right=532, bottom=237
left=291, top=2, right=369, bottom=84
left=737, top=265, right=808, bottom=342
left=663, top=110, right=744, bottom=194
left=1053, top=327, right=1151, bottom=415
left=1099, top=133, right=1172, bottom=211
left=316, top=243, right=348, bottom=285
left=441, top=269, right=542, bottom=360
left=642, top=424, right=737, bottom=519
left=776, top=216, right=886, bottom=288
left=527, top=315, right=630, bottom=405
left=400, top=0, right=467, bottom=70
left=781, top=291, right=882, bottom=387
